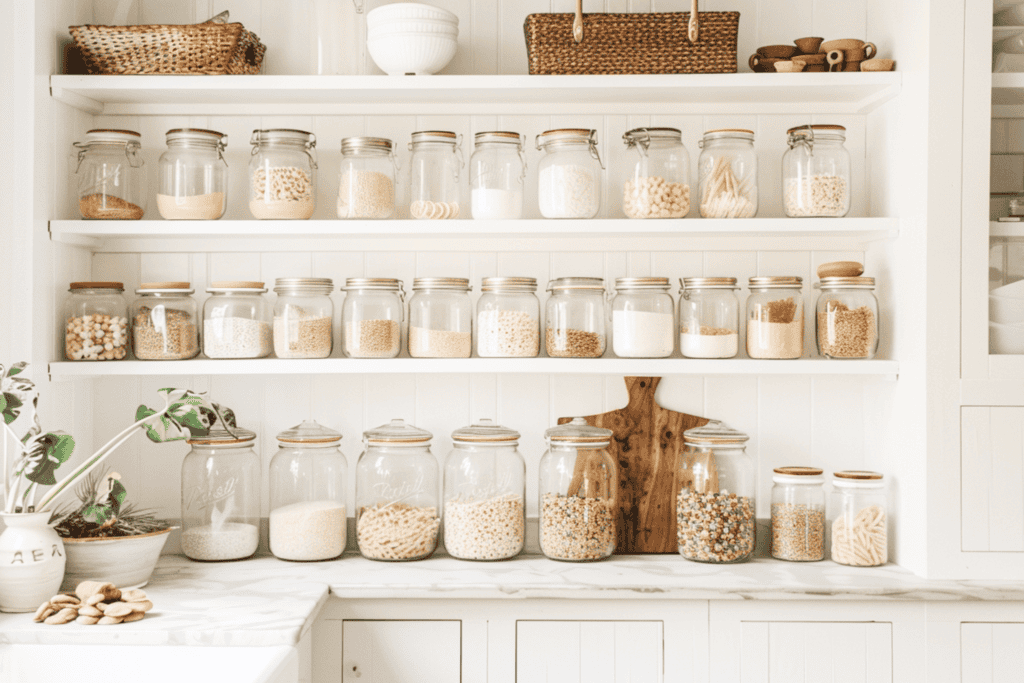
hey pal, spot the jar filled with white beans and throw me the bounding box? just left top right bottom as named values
left=830, top=471, right=888, bottom=567
left=536, top=129, right=604, bottom=219
left=64, top=282, right=129, bottom=361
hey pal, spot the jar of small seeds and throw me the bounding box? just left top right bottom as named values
left=64, top=282, right=129, bottom=361
left=746, top=277, right=804, bottom=360
left=273, top=278, right=334, bottom=359
left=338, top=137, right=397, bottom=219
left=545, top=277, right=607, bottom=358
left=249, top=129, right=317, bottom=220
left=770, top=466, right=825, bottom=562
left=539, top=418, right=617, bottom=562
left=407, top=278, right=473, bottom=358
left=783, top=125, right=851, bottom=218
left=341, top=278, right=404, bottom=358
left=815, top=277, right=879, bottom=360
left=476, top=277, right=540, bottom=358
left=130, top=282, right=200, bottom=360
left=73, top=129, right=147, bottom=220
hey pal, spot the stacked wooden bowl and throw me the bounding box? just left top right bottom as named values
left=750, top=37, right=893, bottom=73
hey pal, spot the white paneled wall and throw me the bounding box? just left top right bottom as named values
left=962, top=407, right=1024, bottom=552
left=515, top=621, right=662, bottom=683
left=961, top=623, right=1024, bottom=683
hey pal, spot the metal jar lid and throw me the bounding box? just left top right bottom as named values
left=816, top=276, right=875, bottom=291
left=623, top=127, right=683, bottom=147
left=83, top=129, right=141, bottom=144
left=412, top=277, right=471, bottom=292
left=748, top=276, right=803, bottom=290
left=680, top=277, right=739, bottom=292
left=207, top=281, right=268, bottom=294
left=547, top=277, right=605, bottom=293
left=537, top=128, right=596, bottom=147
left=701, top=128, right=755, bottom=143
left=614, top=277, right=671, bottom=291
left=411, top=131, right=457, bottom=145
left=342, top=278, right=403, bottom=292
left=545, top=417, right=612, bottom=446
left=341, top=136, right=394, bottom=155
left=363, top=419, right=433, bottom=445
left=787, top=124, right=846, bottom=139
left=451, top=419, right=521, bottom=444
left=136, top=282, right=195, bottom=295
left=69, top=282, right=124, bottom=291
left=166, top=128, right=226, bottom=148
left=274, top=277, right=334, bottom=295
left=683, top=420, right=749, bottom=447
left=276, top=420, right=343, bottom=446
left=833, top=470, right=885, bottom=488
left=474, top=131, right=523, bottom=147
left=188, top=427, right=257, bottom=446
left=251, top=129, right=316, bottom=148
left=481, top=276, right=537, bottom=293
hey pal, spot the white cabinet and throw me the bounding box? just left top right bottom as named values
left=962, top=407, right=1024, bottom=552
left=961, top=623, right=1024, bottom=683
left=341, top=621, right=460, bottom=683
left=515, top=621, right=662, bottom=683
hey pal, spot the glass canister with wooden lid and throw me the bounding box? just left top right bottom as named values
left=830, top=470, right=887, bottom=567
left=64, top=282, right=130, bottom=361
left=770, top=466, right=826, bottom=562
left=697, top=129, right=757, bottom=218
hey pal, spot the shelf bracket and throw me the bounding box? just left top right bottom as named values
left=49, top=83, right=104, bottom=115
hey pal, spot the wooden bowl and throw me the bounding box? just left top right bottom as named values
left=774, top=60, right=805, bottom=73
left=842, top=60, right=863, bottom=72
left=794, top=37, right=824, bottom=54
left=757, top=44, right=799, bottom=59
left=803, top=64, right=827, bottom=72
left=861, top=58, right=895, bottom=71
left=820, top=38, right=866, bottom=52
left=793, top=53, right=826, bottom=65
left=817, top=261, right=864, bottom=279
left=749, top=54, right=785, bottom=72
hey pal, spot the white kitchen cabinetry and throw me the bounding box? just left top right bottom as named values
left=515, top=621, right=662, bottom=683
left=961, top=623, right=1024, bottom=683
left=341, top=621, right=461, bottom=683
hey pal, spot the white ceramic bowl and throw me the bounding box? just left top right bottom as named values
left=59, top=527, right=172, bottom=592
left=992, top=278, right=1024, bottom=298
left=368, top=2, right=459, bottom=24
left=368, top=21, right=459, bottom=37
left=991, top=293, right=1024, bottom=324
left=367, top=33, right=458, bottom=75
left=990, top=321, right=1024, bottom=354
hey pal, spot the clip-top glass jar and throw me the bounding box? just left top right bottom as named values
left=746, top=276, right=804, bottom=360
left=476, top=277, right=540, bottom=357
left=536, top=129, right=603, bottom=219
left=64, top=282, right=129, bottom=361
left=677, top=422, right=755, bottom=564
left=698, top=129, right=757, bottom=218
left=273, top=278, right=334, bottom=359
left=341, top=278, right=404, bottom=358
left=409, top=131, right=462, bottom=220
left=539, top=418, right=617, bottom=561
left=815, top=277, right=879, bottom=360
left=408, top=277, right=473, bottom=358
left=356, top=419, right=439, bottom=562
left=338, top=136, right=397, bottom=219
left=770, top=466, right=825, bottom=562
left=180, top=426, right=260, bottom=562
left=783, top=125, right=851, bottom=218
left=269, top=421, right=347, bottom=562
left=131, top=282, right=200, bottom=361
left=611, top=277, right=675, bottom=358
left=830, top=471, right=887, bottom=567
left=470, top=132, right=526, bottom=220
left=622, top=127, right=690, bottom=219
left=545, top=277, right=607, bottom=358
left=203, top=281, right=272, bottom=359
left=249, top=129, right=317, bottom=220
left=73, top=129, right=146, bottom=220
left=157, top=128, right=228, bottom=220
left=443, top=420, right=526, bottom=561
left=679, top=277, right=740, bottom=359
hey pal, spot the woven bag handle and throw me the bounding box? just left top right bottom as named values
left=689, top=0, right=700, bottom=43
left=573, top=0, right=701, bottom=44
left=573, top=0, right=584, bottom=43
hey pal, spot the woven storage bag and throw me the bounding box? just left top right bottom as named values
left=524, top=0, right=738, bottom=75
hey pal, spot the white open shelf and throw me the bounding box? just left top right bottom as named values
left=990, top=219, right=1024, bottom=237
left=991, top=73, right=1024, bottom=115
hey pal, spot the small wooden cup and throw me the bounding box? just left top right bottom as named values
left=794, top=36, right=824, bottom=54
left=774, top=60, right=805, bottom=73
left=820, top=38, right=867, bottom=52
left=861, top=58, right=895, bottom=71
left=749, top=54, right=784, bottom=72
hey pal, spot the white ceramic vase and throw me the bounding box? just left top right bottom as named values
left=0, top=512, right=66, bottom=613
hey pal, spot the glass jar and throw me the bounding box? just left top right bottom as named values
left=545, top=277, right=607, bottom=358
left=815, top=277, right=879, bottom=360
left=355, top=419, right=439, bottom=561
left=157, top=128, right=228, bottom=220
left=409, top=131, right=462, bottom=220
left=539, top=418, right=617, bottom=562
left=770, top=466, right=826, bottom=562
left=830, top=471, right=887, bottom=567
left=783, top=125, right=851, bottom=218
left=338, top=136, right=397, bottom=219
left=203, top=281, right=272, bottom=359
left=469, top=131, right=526, bottom=220
left=746, top=276, right=804, bottom=360
left=443, top=420, right=526, bottom=561
left=180, top=427, right=260, bottom=562
left=73, top=129, right=146, bottom=220
left=677, top=422, right=755, bottom=564
left=536, top=129, right=603, bottom=219
left=476, top=277, right=540, bottom=358
left=611, top=277, right=675, bottom=358
left=621, top=127, right=690, bottom=219
left=679, top=277, right=740, bottom=359
left=130, top=282, right=200, bottom=361
left=408, top=278, right=473, bottom=358
left=697, top=129, right=757, bottom=218
left=269, top=421, right=347, bottom=562
left=249, top=129, right=317, bottom=220
left=272, top=278, right=334, bottom=359
left=64, top=282, right=129, bottom=361
left=341, top=278, right=404, bottom=359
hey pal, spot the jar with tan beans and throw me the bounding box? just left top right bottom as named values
left=476, top=277, right=540, bottom=357
left=746, top=277, right=804, bottom=359
left=64, top=282, right=129, bottom=361
left=816, top=277, right=879, bottom=360
left=130, top=282, right=200, bottom=360
left=621, top=127, right=690, bottom=219
left=249, top=129, right=317, bottom=220
left=341, top=278, right=404, bottom=359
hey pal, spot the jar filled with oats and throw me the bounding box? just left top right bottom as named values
left=407, top=278, right=473, bottom=358
left=130, top=282, right=200, bottom=360
left=356, top=419, right=439, bottom=562
left=545, top=277, right=607, bottom=358
left=409, top=131, right=462, bottom=220
left=273, top=278, right=334, bottom=359
left=476, top=277, right=540, bottom=358
left=203, top=282, right=272, bottom=359
left=73, top=129, right=146, bottom=220
left=783, top=125, right=851, bottom=218
left=64, top=282, right=129, bottom=361
left=770, top=466, right=825, bottom=562
left=249, top=129, right=317, bottom=220
left=746, top=277, right=804, bottom=359
left=338, top=136, right=397, bottom=219
left=157, top=128, right=228, bottom=220
left=341, top=278, right=404, bottom=358
left=621, top=127, right=690, bottom=219
left=697, top=129, right=757, bottom=218
left=815, top=277, right=879, bottom=360
left=536, top=129, right=603, bottom=219
left=679, top=277, right=740, bottom=359
left=830, top=471, right=887, bottom=567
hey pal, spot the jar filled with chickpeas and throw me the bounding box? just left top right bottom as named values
left=130, top=282, right=200, bottom=360
left=621, top=127, right=690, bottom=219
left=64, top=282, right=129, bottom=361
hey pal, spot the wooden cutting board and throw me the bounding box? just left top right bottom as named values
left=558, top=377, right=709, bottom=554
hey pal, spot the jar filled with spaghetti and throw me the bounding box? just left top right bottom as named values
left=697, top=129, right=757, bottom=218
left=830, top=471, right=887, bottom=567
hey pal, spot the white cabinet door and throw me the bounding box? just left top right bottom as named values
left=342, top=620, right=460, bottom=683
left=516, top=621, right=662, bottom=683
left=962, top=623, right=1024, bottom=683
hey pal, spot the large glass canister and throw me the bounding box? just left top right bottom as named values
left=679, top=277, right=740, bottom=359
left=539, top=418, right=617, bottom=561
left=157, top=128, right=228, bottom=220
left=180, top=427, right=260, bottom=562
left=272, top=278, right=334, bottom=359
left=476, top=277, right=540, bottom=358
left=746, top=276, right=804, bottom=360
left=338, top=136, right=397, bottom=219
left=545, top=277, right=607, bottom=358
left=536, top=129, right=604, bottom=219
left=64, top=282, right=129, bottom=361
left=130, top=282, right=200, bottom=361
left=621, top=127, right=690, bottom=219
left=408, top=277, right=473, bottom=358
left=73, top=129, right=146, bottom=220
left=815, top=277, right=879, bottom=360
left=677, top=422, right=755, bottom=564
left=611, top=277, right=675, bottom=358
left=443, top=420, right=526, bottom=561
left=203, top=281, right=272, bottom=359
left=409, top=131, right=462, bottom=219
left=697, top=129, right=758, bottom=218
left=355, top=419, right=439, bottom=562
left=770, top=466, right=826, bottom=562
left=783, top=124, right=851, bottom=218
left=469, top=131, right=526, bottom=220
left=830, top=471, right=888, bottom=567
left=341, top=278, right=404, bottom=359
left=249, top=129, right=317, bottom=220
left=269, top=421, right=347, bottom=562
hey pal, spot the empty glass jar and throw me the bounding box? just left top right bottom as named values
left=273, top=278, right=334, bottom=359
left=698, top=129, right=757, bottom=218
left=545, top=277, right=607, bottom=358
left=746, top=277, right=804, bottom=360
left=157, top=128, right=228, bottom=220
left=341, top=278, right=404, bottom=359
left=203, top=281, right=272, bottom=359
left=407, top=277, right=473, bottom=358
left=130, top=282, right=200, bottom=361
left=409, top=131, right=462, bottom=220
left=621, top=127, right=690, bottom=219
left=73, top=129, right=146, bottom=220
left=770, top=466, right=825, bottom=562
left=611, top=277, right=675, bottom=358
left=816, top=277, right=879, bottom=360
left=536, top=129, right=603, bottom=219
left=64, top=282, right=129, bottom=361
left=470, top=132, right=526, bottom=220
left=338, top=136, right=397, bottom=219
left=476, top=277, right=540, bottom=358
left=783, top=125, right=851, bottom=218
left=679, top=277, right=740, bottom=359
left=249, top=129, right=317, bottom=220
left=830, top=471, right=887, bottom=567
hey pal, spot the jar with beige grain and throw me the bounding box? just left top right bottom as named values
left=545, top=277, right=607, bottom=358
left=273, top=278, right=334, bottom=359
left=770, top=467, right=825, bottom=562
left=409, top=131, right=462, bottom=219
left=621, top=127, right=690, bottom=219
left=64, top=282, right=129, bottom=361
left=783, top=125, right=851, bottom=218
left=73, top=130, right=146, bottom=220
left=338, top=137, right=397, bottom=219
left=698, top=129, right=757, bottom=218
left=746, top=277, right=804, bottom=359
left=407, top=278, right=473, bottom=358
left=130, top=282, right=199, bottom=360
left=341, top=278, right=404, bottom=358
left=536, top=129, right=603, bottom=219
left=249, top=129, right=317, bottom=220
left=816, top=277, right=879, bottom=359
left=157, top=128, right=228, bottom=220
left=202, top=282, right=272, bottom=359
left=476, top=277, right=540, bottom=357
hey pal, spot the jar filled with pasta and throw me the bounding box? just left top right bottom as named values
left=830, top=471, right=887, bottom=567
left=698, top=129, right=757, bottom=218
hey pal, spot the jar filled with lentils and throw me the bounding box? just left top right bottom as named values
left=407, top=278, right=473, bottom=358
left=273, top=278, right=334, bottom=359
left=770, top=466, right=825, bottom=562
left=249, top=129, right=317, bottom=220
left=338, top=136, right=397, bottom=219
left=341, top=278, right=404, bottom=359
left=545, top=277, right=607, bottom=358
left=73, top=129, right=146, bottom=220
left=64, top=282, right=129, bottom=361
left=476, top=277, right=540, bottom=357
left=131, top=282, right=200, bottom=360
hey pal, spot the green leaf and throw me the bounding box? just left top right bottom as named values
left=81, top=503, right=114, bottom=526
left=214, top=405, right=237, bottom=429
left=2, top=392, right=23, bottom=425
left=6, top=363, right=25, bottom=378
left=23, top=432, right=76, bottom=486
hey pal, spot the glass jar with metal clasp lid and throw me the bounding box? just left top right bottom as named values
left=407, top=277, right=473, bottom=358
left=783, top=124, right=851, bottom=218
left=339, top=136, right=398, bottom=219
left=536, top=129, right=604, bottom=219
left=679, top=277, right=740, bottom=359
left=249, top=129, right=317, bottom=220
left=409, top=130, right=463, bottom=220
left=476, top=277, right=540, bottom=358
left=470, top=131, right=526, bottom=220
left=815, top=276, right=879, bottom=360
left=698, top=128, right=757, bottom=218
left=746, top=276, right=804, bottom=360
left=272, top=278, right=335, bottom=359
left=203, top=281, right=272, bottom=359
left=73, top=129, right=147, bottom=220
left=545, top=277, right=607, bottom=358
left=341, top=278, right=405, bottom=358
left=157, top=128, right=228, bottom=220
left=621, top=127, right=691, bottom=219
left=610, top=277, right=675, bottom=358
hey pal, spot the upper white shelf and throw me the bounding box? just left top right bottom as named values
left=992, top=74, right=1024, bottom=115
left=49, top=73, right=903, bottom=116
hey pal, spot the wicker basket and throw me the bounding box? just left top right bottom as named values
left=69, top=21, right=266, bottom=75
left=524, top=0, right=738, bottom=75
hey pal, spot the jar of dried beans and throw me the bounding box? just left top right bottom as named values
left=338, top=136, right=397, bottom=219
left=770, top=466, right=825, bottom=562
left=815, top=277, right=879, bottom=360
left=443, top=420, right=526, bottom=561
left=407, top=278, right=473, bottom=358
left=64, top=282, right=129, bottom=361
left=677, top=422, right=755, bottom=564
left=470, top=131, right=526, bottom=220
left=611, top=277, right=675, bottom=358
left=679, top=277, right=740, bottom=359
left=539, top=418, right=617, bottom=562
left=697, top=129, right=758, bottom=218
left=202, top=281, right=272, bottom=359
left=249, top=129, right=317, bottom=220
left=830, top=471, right=887, bottom=567
left=476, top=277, right=540, bottom=358
left=409, top=131, right=462, bottom=220
left=783, top=125, right=851, bottom=218
left=341, top=278, right=404, bottom=359
left=356, top=419, right=439, bottom=562
left=157, top=128, right=228, bottom=220
left=73, top=129, right=146, bottom=220
left=130, top=282, right=199, bottom=361
left=545, top=277, right=607, bottom=358
left=536, top=129, right=603, bottom=219
left=273, top=278, right=334, bottom=359
left=621, top=127, right=690, bottom=219
left=746, top=276, right=804, bottom=359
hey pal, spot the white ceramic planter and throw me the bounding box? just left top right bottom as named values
left=59, top=527, right=172, bottom=592
left=0, top=512, right=66, bottom=613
